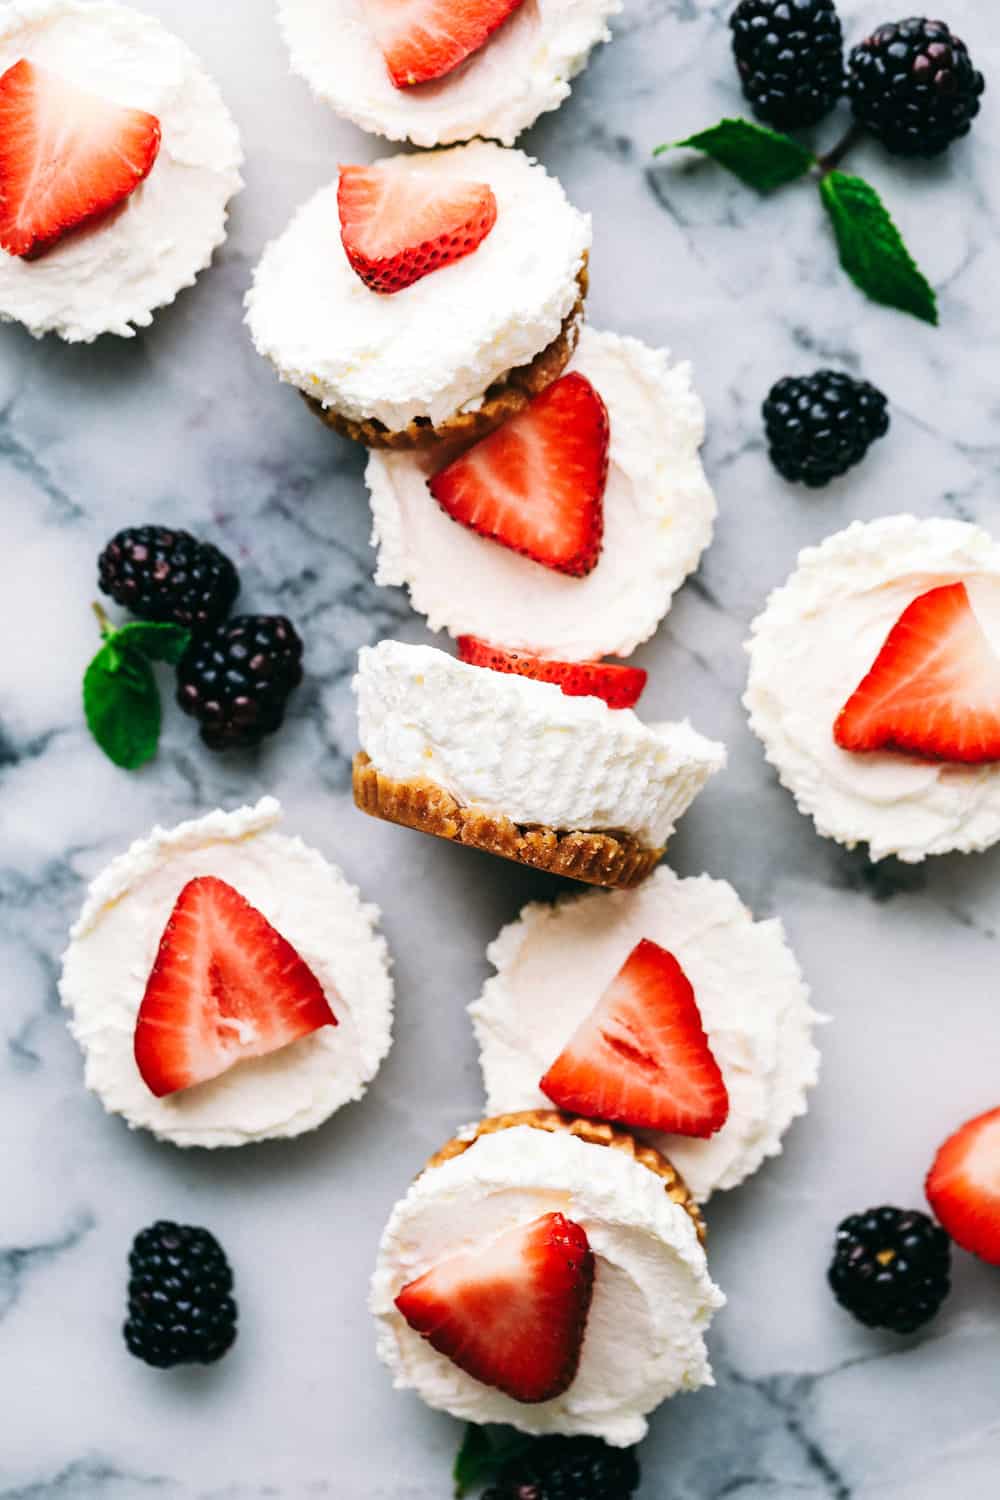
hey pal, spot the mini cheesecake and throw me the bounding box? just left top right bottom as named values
left=59, top=799, right=393, bottom=1147
left=245, top=143, right=590, bottom=449
left=352, top=640, right=725, bottom=889
left=371, top=1112, right=723, bottom=1445
left=472, top=867, right=821, bottom=1203
left=746, top=515, right=1000, bottom=862
left=277, top=0, right=622, bottom=148
left=367, top=326, right=717, bottom=661
left=0, top=0, right=243, bottom=342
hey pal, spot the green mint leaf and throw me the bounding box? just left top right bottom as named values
left=656, top=118, right=816, bottom=192
left=112, top=621, right=191, bottom=665
left=83, top=641, right=161, bottom=770
left=453, top=1426, right=493, bottom=1497
left=819, top=170, right=938, bottom=325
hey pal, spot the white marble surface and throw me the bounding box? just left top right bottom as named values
left=1, top=1, right=999, bottom=1495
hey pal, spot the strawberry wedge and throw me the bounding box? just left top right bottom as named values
left=0, top=59, right=161, bottom=259
left=395, top=1211, right=594, bottom=1403
left=926, top=1106, right=1000, bottom=1266
left=363, top=0, right=527, bottom=89
left=338, top=163, right=496, bottom=295
left=134, top=876, right=336, bottom=1097
left=457, top=636, right=646, bottom=710
left=835, top=582, right=1000, bottom=763
left=429, top=374, right=609, bottom=577
left=540, top=939, right=730, bottom=1138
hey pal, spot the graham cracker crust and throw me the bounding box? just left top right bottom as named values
left=306, top=259, right=589, bottom=451
left=426, top=1110, right=706, bottom=1246
left=353, top=753, right=663, bottom=891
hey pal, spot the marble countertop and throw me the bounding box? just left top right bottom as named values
left=2, top=1, right=1000, bottom=1496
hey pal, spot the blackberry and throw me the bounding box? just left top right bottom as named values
left=98, top=526, right=239, bottom=629
left=124, top=1221, right=237, bottom=1368
left=176, top=614, right=304, bottom=751
left=828, top=1206, right=951, bottom=1334
left=730, top=0, right=845, bottom=131
left=848, top=18, right=985, bottom=158
left=763, top=369, right=889, bottom=487
left=485, top=1437, right=640, bottom=1500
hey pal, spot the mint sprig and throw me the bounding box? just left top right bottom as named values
left=658, top=118, right=816, bottom=192
left=655, top=117, right=939, bottom=324
left=453, top=1426, right=535, bottom=1498
left=820, top=169, right=938, bottom=325
left=83, top=607, right=190, bottom=770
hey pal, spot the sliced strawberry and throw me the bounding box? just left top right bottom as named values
left=395, top=1211, right=593, bottom=1403
left=540, top=939, right=729, bottom=1138
left=338, top=163, right=496, bottom=295
left=926, top=1106, right=1000, bottom=1266
left=835, top=582, right=1000, bottom=763
left=457, top=637, right=646, bottom=710
left=0, top=59, right=161, bottom=259
left=134, top=876, right=336, bottom=1098
left=429, top=374, right=609, bottom=577
left=363, top=0, right=526, bottom=89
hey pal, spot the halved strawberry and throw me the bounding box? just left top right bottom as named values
left=338, top=163, right=497, bottom=295
left=363, top=0, right=526, bottom=89
left=429, top=374, right=609, bottom=577
left=835, top=582, right=1000, bottom=763
left=926, top=1106, right=1000, bottom=1266
left=0, top=59, right=161, bottom=259
left=133, top=876, right=336, bottom=1098
left=540, top=939, right=729, bottom=1138
left=457, top=637, right=646, bottom=710
left=394, top=1211, right=593, bottom=1403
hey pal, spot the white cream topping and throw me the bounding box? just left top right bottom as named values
left=366, top=326, right=716, bottom=661
left=471, top=868, right=822, bottom=1203
left=745, top=515, right=1000, bottom=864
left=59, top=800, right=393, bottom=1148
left=245, top=143, right=590, bottom=430
left=371, top=1125, right=722, bottom=1444
left=277, top=0, right=622, bottom=148
left=353, top=640, right=726, bottom=849
left=0, top=0, right=243, bottom=342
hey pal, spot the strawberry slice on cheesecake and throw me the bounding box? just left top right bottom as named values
left=457, top=636, right=647, bottom=710
left=540, top=939, right=730, bottom=1139
left=338, top=162, right=497, bottom=295
left=430, top=373, right=610, bottom=577
left=363, top=0, right=527, bottom=89
left=395, top=1210, right=594, bottom=1403
left=134, top=875, right=337, bottom=1097
left=835, top=582, right=1000, bottom=763
left=0, top=58, right=161, bottom=259
left=926, top=1105, right=1000, bottom=1267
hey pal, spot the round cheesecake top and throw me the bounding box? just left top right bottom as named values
left=371, top=1123, right=723, bottom=1445
left=244, top=142, right=590, bottom=432
left=0, top=0, right=243, bottom=342
left=353, top=640, right=726, bottom=848
left=745, top=514, right=1000, bottom=863
left=366, top=327, right=717, bottom=661
left=471, top=867, right=820, bottom=1202
left=276, top=0, right=622, bottom=148
left=59, top=799, right=393, bottom=1147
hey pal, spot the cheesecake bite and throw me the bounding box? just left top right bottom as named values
left=59, top=799, right=393, bottom=1147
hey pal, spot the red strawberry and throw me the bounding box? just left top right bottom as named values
left=363, top=0, right=526, bottom=89
left=835, top=582, right=1000, bottom=763
left=540, top=939, right=729, bottom=1138
left=457, top=636, right=646, bottom=710
left=0, top=59, right=161, bottom=259
left=134, top=876, right=336, bottom=1098
left=926, top=1106, right=1000, bottom=1266
left=429, top=374, right=609, bottom=577
left=338, top=163, right=496, bottom=295
left=395, top=1211, right=593, bottom=1403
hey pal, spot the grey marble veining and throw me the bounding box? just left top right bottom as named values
left=2, top=1, right=999, bottom=1496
